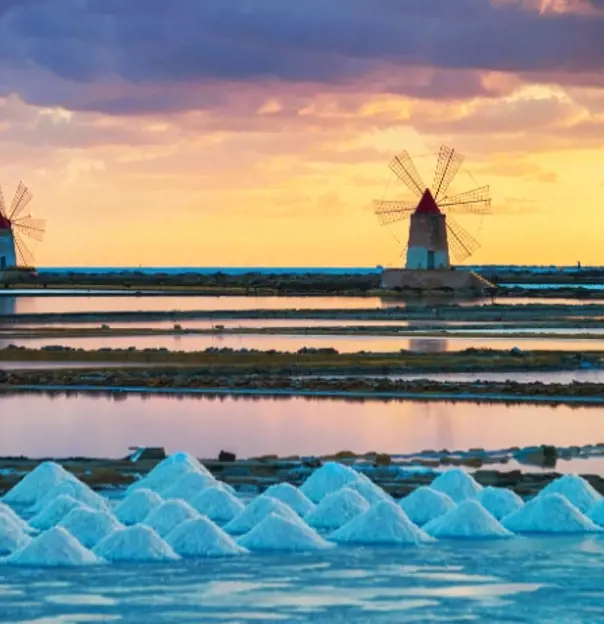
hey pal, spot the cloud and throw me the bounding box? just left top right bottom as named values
left=0, top=1, right=603, bottom=114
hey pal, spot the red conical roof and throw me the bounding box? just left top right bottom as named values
left=0, top=214, right=11, bottom=230
left=415, top=189, right=441, bottom=215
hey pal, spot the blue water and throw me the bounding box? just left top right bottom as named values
left=2, top=538, right=604, bottom=622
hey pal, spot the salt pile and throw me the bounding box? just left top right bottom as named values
left=166, top=517, right=248, bottom=557
left=30, top=478, right=108, bottom=514
left=114, top=489, right=163, bottom=526
left=94, top=525, right=179, bottom=562
left=142, top=500, right=200, bottom=537
left=330, top=500, right=432, bottom=545
left=305, top=488, right=369, bottom=531
left=159, top=470, right=217, bottom=501
left=7, top=527, right=101, bottom=567
left=238, top=513, right=333, bottom=553
left=587, top=499, right=604, bottom=526
left=29, top=495, right=87, bottom=531
left=58, top=508, right=123, bottom=549
left=263, top=483, right=315, bottom=517
left=0, top=514, right=31, bottom=555
left=423, top=500, right=513, bottom=539
left=299, top=462, right=361, bottom=503
left=478, top=487, right=524, bottom=521
left=0, top=502, right=31, bottom=533
left=190, top=487, right=245, bottom=523
left=430, top=469, right=483, bottom=503
left=128, top=452, right=212, bottom=494
left=399, top=486, right=456, bottom=526
left=347, top=479, right=390, bottom=505
left=224, top=495, right=300, bottom=534
left=503, top=493, right=602, bottom=534
left=3, top=462, right=75, bottom=505
left=538, top=475, right=602, bottom=514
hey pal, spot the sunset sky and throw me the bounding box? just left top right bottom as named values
left=1, top=0, right=603, bottom=267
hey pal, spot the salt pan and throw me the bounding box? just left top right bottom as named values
left=59, top=508, right=123, bottom=549
left=238, top=513, right=333, bottom=553
left=114, top=489, right=163, bottom=526
left=0, top=514, right=30, bottom=555
left=3, top=462, right=75, bottom=506
left=305, top=487, right=369, bottom=531
left=330, top=500, right=432, bottom=545
left=399, top=486, right=456, bottom=526
left=30, top=478, right=108, bottom=514
left=190, top=487, right=245, bottom=523
left=538, top=475, right=602, bottom=514
left=166, top=517, right=248, bottom=557
left=29, top=495, right=87, bottom=531
left=478, top=487, right=524, bottom=521
left=142, top=499, right=200, bottom=537
left=430, top=469, right=483, bottom=503
left=224, top=495, right=299, bottom=534
left=7, top=527, right=101, bottom=567
left=299, top=462, right=360, bottom=503
left=263, top=483, right=315, bottom=517
left=503, top=493, right=602, bottom=534
left=94, top=525, right=179, bottom=563
left=159, top=470, right=217, bottom=501
left=424, top=500, right=513, bottom=539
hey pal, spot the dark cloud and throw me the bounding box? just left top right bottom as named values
left=0, top=0, right=603, bottom=113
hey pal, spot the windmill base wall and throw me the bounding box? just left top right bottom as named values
left=380, top=269, right=494, bottom=296
left=0, top=231, right=17, bottom=271
left=406, top=247, right=450, bottom=270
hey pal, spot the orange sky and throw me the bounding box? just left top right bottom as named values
left=0, top=1, right=603, bottom=267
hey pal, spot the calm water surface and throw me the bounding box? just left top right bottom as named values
left=2, top=333, right=604, bottom=353
left=1, top=394, right=603, bottom=459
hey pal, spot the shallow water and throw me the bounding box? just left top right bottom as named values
left=2, top=537, right=604, bottom=622
left=3, top=333, right=604, bottom=353
left=1, top=294, right=601, bottom=316
left=1, top=394, right=603, bottom=460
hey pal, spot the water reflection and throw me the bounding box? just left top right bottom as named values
left=1, top=393, right=602, bottom=459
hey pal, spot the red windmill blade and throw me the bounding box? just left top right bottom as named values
left=0, top=182, right=45, bottom=269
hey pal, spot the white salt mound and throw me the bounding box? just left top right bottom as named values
left=114, top=489, right=163, bottom=525
left=0, top=502, right=31, bottom=533
left=30, top=478, right=108, bottom=514
left=347, top=479, right=390, bottom=505
left=538, top=475, right=602, bottom=514
left=0, top=514, right=31, bottom=555
left=159, top=470, right=217, bottom=501
left=166, top=517, right=248, bottom=557
left=430, top=469, right=483, bottom=503
left=330, top=500, right=432, bottom=545
left=305, top=487, right=370, bottom=531
left=3, top=462, right=75, bottom=505
left=478, top=487, right=524, bottom=521
left=299, top=462, right=361, bottom=503
left=94, top=525, right=179, bottom=562
left=503, top=493, right=602, bottom=534
left=58, top=508, right=123, bottom=549
left=190, top=487, right=245, bottom=523
left=400, top=486, right=456, bottom=526
left=424, top=500, right=513, bottom=539
left=238, top=513, right=333, bottom=553
left=8, top=527, right=101, bottom=567
left=142, top=499, right=200, bottom=537
left=263, top=483, right=315, bottom=517
left=29, top=495, right=87, bottom=531
left=224, top=495, right=300, bottom=534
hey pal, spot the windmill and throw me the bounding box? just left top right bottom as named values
left=0, top=182, right=45, bottom=270
left=373, top=145, right=491, bottom=269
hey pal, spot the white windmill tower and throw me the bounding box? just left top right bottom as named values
left=0, top=182, right=45, bottom=271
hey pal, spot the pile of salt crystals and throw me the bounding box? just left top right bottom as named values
left=299, top=462, right=362, bottom=504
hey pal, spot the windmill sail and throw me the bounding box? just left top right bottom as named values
left=389, top=151, right=426, bottom=198
left=446, top=216, right=480, bottom=261
left=373, top=199, right=416, bottom=225
left=440, top=186, right=491, bottom=214
left=432, top=145, right=464, bottom=201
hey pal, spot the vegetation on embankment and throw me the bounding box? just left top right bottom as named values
left=0, top=345, right=599, bottom=373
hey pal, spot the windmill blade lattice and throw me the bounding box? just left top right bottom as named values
left=446, top=216, right=481, bottom=262
left=388, top=151, right=426, bottom=198
left=432, top=145, right=464, bottom=201
left=373, top=199, right=416, bottom=225
left=439, top=186, right=491, bottom=214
